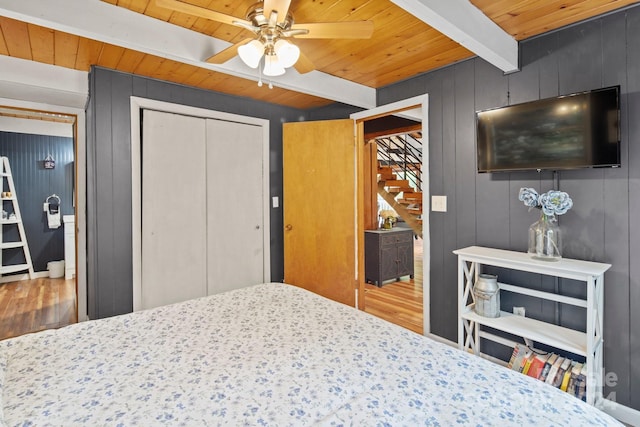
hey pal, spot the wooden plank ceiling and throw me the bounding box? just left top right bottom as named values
left=0, top=0, right=638, bottom=109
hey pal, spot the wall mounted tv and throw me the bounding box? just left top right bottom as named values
left=476, top=86, right=620, bottom=173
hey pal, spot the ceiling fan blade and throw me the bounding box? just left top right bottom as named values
left=205, top=38, right=253, bottom=64
left=293, top=51, right=315, bottom=74
left=291, top=21, right=374, bottom=39
left=263, top=0, right=291, bottom=21
left=155, top=0, right=251, bottom=27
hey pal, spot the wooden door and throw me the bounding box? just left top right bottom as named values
left=141, top=110, right=208, bottom=309
left=283, top=119, right=359, bottom=306
left=206, top=119, right=265, bottom=294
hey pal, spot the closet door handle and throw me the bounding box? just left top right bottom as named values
left=285, top=224, right=293, bottom=231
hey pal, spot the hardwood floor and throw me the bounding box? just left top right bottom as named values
left=0, top=277, right=77, bottom=340
left=364, top=237, right=423, bottom=334
left=0, top=243, right=420, bottom=341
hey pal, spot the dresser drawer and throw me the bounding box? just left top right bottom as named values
left=380, top=230, right=413, bottom=246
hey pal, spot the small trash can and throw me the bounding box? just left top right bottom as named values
left=47, top=260, right=65, bottom=278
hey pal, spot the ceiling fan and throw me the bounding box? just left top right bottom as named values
left=156, top=0, right=374, bottom=77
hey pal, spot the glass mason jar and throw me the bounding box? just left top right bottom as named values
left=528, top=214, right=562, bottom=261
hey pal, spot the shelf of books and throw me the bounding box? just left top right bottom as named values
left=454, top=246, right=611, bottom=407
left=507, top=344, right=589, bottom=402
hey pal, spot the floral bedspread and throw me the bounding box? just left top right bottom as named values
left=0, top=283, right=620, bottom=426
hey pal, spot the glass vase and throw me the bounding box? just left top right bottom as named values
left=528, top=215, right=562, bottom=261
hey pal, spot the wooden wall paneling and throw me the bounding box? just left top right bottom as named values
left=0, top=133, right=73, bottom=271
left=88, top=66, right=330, bottom=316
left=92, top=67, right=116, bottom=318
left=558, top=20, right=603, bottom=96
left=439, top=70, right=460, bottom=338
left=131, top=74, right=149, bottom=98
left=473, top=59, right=510, bottom=251
left=424, top=73, right=445, bottom=336
left=86, top=71, right=97, bottom=319
left=504, top=39, right=558, bottom=324
left=377, top=7, right=640, bottom=410
left=110, top=71, right=134, bottom=315
left=625, top=4, right=640, bottom=412
left=600, top=9, right=631, bottom=406
left=433, top=59, right=473, bottom=341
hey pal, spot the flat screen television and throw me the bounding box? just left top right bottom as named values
left=476, top=86, right=620, bottom=173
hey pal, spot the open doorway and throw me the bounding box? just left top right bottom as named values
left=351, top=95, right=430, bottom=336
left=0, top=106, right=80, bottom=339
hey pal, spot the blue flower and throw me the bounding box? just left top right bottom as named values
left=518, top=188, right=539, bottom=207
left=539, top=190, right=573, bottom=216
left=518, top=188, right=573, bottom=217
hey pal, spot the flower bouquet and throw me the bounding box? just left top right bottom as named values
left=518, top=188, right=573, bottom=260
left=379, top=209, right=398, bottom=229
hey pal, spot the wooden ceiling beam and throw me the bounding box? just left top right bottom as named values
left=389, top=0, right=519, bottom=73
left=0, top=0, right=376, bottom=108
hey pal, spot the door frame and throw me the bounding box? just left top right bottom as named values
left=351, top=94, right=430, bottom=336
left=130, top=97, right=271, bottom=311
left=0, top=97, right=87, bottom=322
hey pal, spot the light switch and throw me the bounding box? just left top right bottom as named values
left=431, top=195, right=447, bottom=212
left=272, top=196, right=279, bottom=208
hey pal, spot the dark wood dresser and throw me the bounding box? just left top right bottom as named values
left=364, top=228, right=414, bottom=286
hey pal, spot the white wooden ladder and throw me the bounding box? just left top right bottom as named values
left=0, top=156, right=34, bottom=279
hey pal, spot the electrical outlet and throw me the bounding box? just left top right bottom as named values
left=513, top=306, right=526, bottom=317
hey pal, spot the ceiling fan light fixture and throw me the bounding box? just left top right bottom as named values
left=274, top=39, right=300, bottom=68
left=238, top=40, right=265, bottom=68
left=263, top=54, right=285, bottom=77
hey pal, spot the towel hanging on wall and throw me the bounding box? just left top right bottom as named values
left=45, top=194, right=61, bottom=229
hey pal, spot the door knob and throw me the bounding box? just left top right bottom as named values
left=255, top=225, right=260, bottom=229
left=285, top=224, right=293, bottom=231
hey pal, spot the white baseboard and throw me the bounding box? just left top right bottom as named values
left=0, top=271, right=49, bottom=283
left=600, top=399, right=640, bottom=426
left=426, top=333, right=457, bottom=347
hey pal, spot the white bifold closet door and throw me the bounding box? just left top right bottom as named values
left=141, top=110, right=264, bottom=310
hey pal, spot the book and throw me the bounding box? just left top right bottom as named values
left=517, top=349, right=533, bottom=373
left=526, top=353, right=549, bottom=379
left=545, top=355, right=563, bottom=384
left=508, top=344, right=528, bottom=371
left=551, top=357, right=571, bottom=388
left=521, top=352, right=536, bottom=375
left=539, top=353, right=557, bottom=382
left=560, top=361, right=576, bottom=391
left=576, top=364, right=588, bottom=402
left=566, top=362, right=583, bottom=396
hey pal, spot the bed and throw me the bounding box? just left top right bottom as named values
left=0, top=283, right=620, bottom=426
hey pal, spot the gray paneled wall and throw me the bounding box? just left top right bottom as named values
left=0, top=132, right=74, bottom=271
left=86, top=67, right=359, bottom=320
left=378, top=4, right=640, bottom=410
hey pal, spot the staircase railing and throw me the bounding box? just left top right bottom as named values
left=375, top=133, right=422, bottom=191
left=374, top=132, right=423, bottom=237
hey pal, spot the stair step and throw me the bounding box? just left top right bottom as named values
left=377, top=166, right=396, bottom=180
left=403, top=191, right=422, bottom=200
left=398, top=200, right=422, bottom=207
left=383, top=179, right=410, bottom=187
left=0, top=263, right=31, bottom=274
